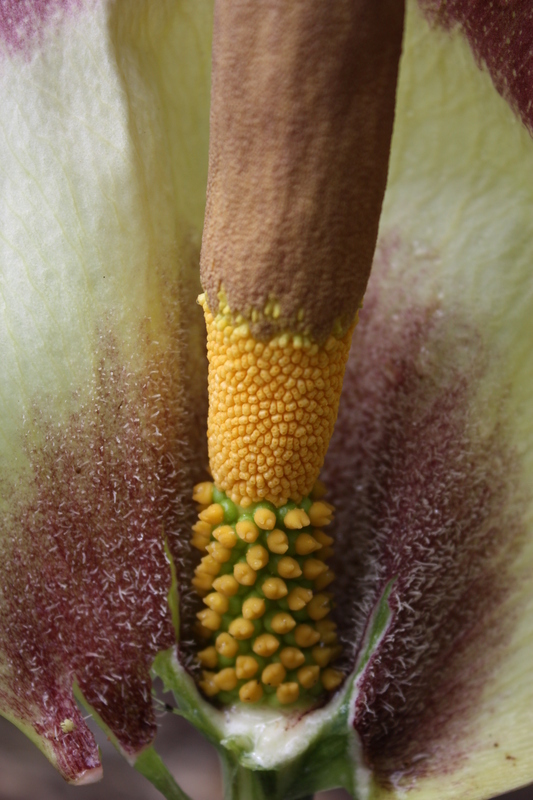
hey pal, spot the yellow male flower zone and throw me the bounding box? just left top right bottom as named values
left=0, top=2, right=532, bottom=800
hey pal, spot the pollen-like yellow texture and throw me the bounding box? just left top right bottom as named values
left=200, top=295, right=353, bottom=507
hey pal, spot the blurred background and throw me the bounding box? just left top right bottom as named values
left=0, top=706, right=531, bottom=800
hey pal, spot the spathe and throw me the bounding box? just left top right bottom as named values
left=0, top=0, right=211, bottom=781
left=325, top=2, right=533, bottom=797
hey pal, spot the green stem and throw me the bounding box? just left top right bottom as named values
left=220, top=754, right=315, bottom=800
left=135, top=746, right=193, bottom=800
left=221, top=757, right=268, bottom=800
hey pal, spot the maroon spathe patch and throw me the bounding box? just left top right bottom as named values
left=420, top=0, right=533, bottom=135
left=0, top=321, right=201, bottom=779
left=0, top=0, right=82, bottom=57
left=30, top=682, right=101, bottom=783
left=324, top=236, right=525, bottom=786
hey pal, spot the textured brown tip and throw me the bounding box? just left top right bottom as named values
left=200, top=0, right=405, bottom=342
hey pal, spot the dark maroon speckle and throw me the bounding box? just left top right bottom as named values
left=0, top=304, right=206, bottom=780
left=420, top=0, right=533, bottom=135
left=324, top=237, right=525, bottom=787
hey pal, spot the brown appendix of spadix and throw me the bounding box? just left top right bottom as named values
left=193, top=1, right=404, bottom=708
left=200, top=0, right=404, bottom=343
